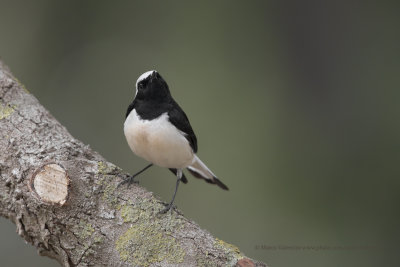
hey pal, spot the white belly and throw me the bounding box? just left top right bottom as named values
left=124, top=109, right=194, bottom=169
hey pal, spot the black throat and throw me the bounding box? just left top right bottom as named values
left=125, top=96, right=173, bottom=120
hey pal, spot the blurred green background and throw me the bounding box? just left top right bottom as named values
left=1, top=1, right=399, bottom=266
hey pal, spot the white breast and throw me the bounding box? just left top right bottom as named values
left=124, top=109, right=194, bottom=169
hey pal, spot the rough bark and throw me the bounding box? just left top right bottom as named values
left=0, top=60, right=266, bottom=267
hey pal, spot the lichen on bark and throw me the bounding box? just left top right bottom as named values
left=0, top=103, right=15, bottom=120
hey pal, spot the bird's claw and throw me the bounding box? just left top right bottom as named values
left=157, top=201, right=182, bottom=215
left=118, top=175, right=139, bottom=188
left=159, top=203, right=175, bottom=214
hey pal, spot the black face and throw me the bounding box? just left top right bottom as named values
left=136, top=71, right=170, bottom=102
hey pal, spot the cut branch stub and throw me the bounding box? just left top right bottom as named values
left=29, top=163, right=70, bottom=205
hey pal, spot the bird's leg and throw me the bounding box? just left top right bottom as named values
left=118, top=163, right=153, bottom=188
left=159, top=169, right=182, bottom=214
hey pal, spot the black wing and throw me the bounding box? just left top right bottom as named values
left=168, top=101, right=198, bottom=153
left=169, top=168, right=188, bottom=184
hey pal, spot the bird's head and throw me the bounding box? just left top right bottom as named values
left=135, top=70, right=170, bottom=101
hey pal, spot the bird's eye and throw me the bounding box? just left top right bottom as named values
left=138, top=83, right=143, bottom=90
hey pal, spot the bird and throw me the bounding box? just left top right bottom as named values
left=121, top=70, right=228, bottom=213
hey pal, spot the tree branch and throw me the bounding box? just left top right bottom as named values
left=0, top=60, right=266, bottom=267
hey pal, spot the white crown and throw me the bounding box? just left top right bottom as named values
left=136, top=70, right=156, bottom=88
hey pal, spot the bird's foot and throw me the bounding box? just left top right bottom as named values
left=159, top=203, right=175, bottom=214
left=118, top=174, right=139, bottom=188
left=158, top=202, right=183, bottom=215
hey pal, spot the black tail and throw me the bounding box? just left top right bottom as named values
left=187, top=168, right=229, bottom=190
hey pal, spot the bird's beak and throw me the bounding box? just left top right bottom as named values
left=151, top=71, right=157, bottom=80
